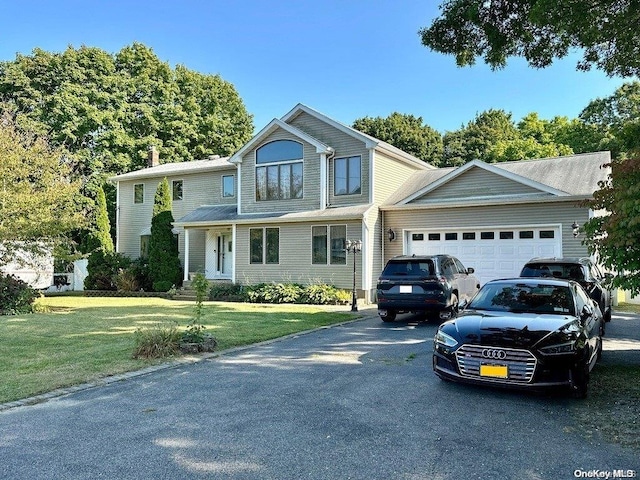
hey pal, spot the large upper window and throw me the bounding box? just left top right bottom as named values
left=334, top=156, right=361, bottom=196
left=255, top=140, right=303, bottom=201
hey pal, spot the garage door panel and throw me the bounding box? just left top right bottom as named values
left=407, top=227, right=562, bottom=284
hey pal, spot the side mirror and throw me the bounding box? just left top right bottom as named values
left=467, top=267, right=475, bottom=274
left=459, top=299, right=469, bottom=311
left=580, top=304, right=593, bottom=323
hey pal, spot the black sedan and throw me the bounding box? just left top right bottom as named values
left=432, top=278, right=603, bottom=398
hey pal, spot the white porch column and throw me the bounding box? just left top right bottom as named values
left=183, top=228, right=190, bottom=282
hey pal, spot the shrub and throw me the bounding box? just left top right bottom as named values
left=301, top=283, right=349, bottom=305
left=129, top=258, right=153, bottom=292
left=210, top=283, right=246, bottom=301
left=132, top=322, right=181, bottom=359
left=0, top=273, right=38, bottom=315
left=115, top=268, right=139, bottom=292
left=152, top=280, right=175, bottom=293
left=85, top=250, right=132, bottom=291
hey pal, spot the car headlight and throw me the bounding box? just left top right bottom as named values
left=435, top=330, right=458, bottom=348
left=539, top=342, right=575, bottom=355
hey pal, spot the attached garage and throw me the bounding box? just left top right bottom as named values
left=405, top=225, right=562, bottom=284
left=381, top=154, right=612, bottom=288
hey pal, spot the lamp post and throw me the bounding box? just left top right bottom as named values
left=345, top=239, right=362, bottom=312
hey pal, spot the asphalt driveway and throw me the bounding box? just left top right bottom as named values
left=0, top=308, right=638, bottom=479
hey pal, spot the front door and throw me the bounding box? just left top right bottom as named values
left=219, top=234, right=232, bottom=275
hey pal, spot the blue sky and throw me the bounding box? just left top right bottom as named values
left=0, top=0, right=631, bottom=134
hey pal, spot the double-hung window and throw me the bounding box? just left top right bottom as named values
left=250, top=227, right=280, bottom=264
left=334, top=156, right=361, bottom=196
left=172, top=180, right=183, bottom=201
left=255, top=140, right=303, bottom=201
left=222, top=175, right=235, bottom=198
left=134, top=184, right=144, bottom=204
left=312, top=225, right=346, bottom=265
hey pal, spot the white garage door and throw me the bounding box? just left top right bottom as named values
left=407, top=226, right=562, bottom=285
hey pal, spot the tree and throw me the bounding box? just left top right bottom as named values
left=352, top=113, right=443, bottom=165
left=583, top=156, right=640, bottom=296
left=0, top=43, right=254, bottom=243
left=83, top=185, right=114, bottom=254
left=148, top=178, right=182, bottom=292
left=579, top=81, right=640, bottom=159
left=0, top=110, right=84, bottom=267
left=420, top=0, right=640, bottom=77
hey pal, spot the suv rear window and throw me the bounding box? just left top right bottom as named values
left=521, top=263, right=585, bottom=281
left=382, top=259, right=435, bottom=276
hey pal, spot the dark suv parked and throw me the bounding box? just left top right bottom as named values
left=376, top=254, right=480, bottom=322
left=520, top=257, right=613, bottom=322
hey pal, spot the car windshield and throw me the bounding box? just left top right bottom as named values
left=382, top=260, right=435, bottom=277
left=468, top=283, right=575, bottom=315
left=521, top=263, right=584, bottom=281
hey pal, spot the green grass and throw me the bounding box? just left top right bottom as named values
left=0, top=296, right=354, bottom=404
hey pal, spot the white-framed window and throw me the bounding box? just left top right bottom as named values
left=134, top=184, right=144, bottom=204
left=172, top=180, right=183, bottom=201
left=255, top=140, right=303, bottom=201
left=222, top=175, right=235, bottom=198
left=250, top=227, right=280, bottom=264
left=334, top=156, right=361, bottom=196
left=312, top=225, right=346, bottom=265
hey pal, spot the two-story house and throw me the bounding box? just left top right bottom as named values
left=111, top=104, right=610, bottom=302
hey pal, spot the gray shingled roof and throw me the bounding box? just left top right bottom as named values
left=174, top=204, right=374, bottom=226
left=110, top=156, right=233, bottom=181
left=384, top=151, right=610, bottom=206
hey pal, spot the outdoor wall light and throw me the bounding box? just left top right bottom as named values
left=387, top=229, right=396, bottom=242
left=572, top=221, right=580, bottom=238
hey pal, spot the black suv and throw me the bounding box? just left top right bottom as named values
left=376, top=254, right=480, bottom=322
left=520, top=257, right=613, bottom=322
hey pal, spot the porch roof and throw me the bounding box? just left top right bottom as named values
left=174, top=204, right=374, bottom=227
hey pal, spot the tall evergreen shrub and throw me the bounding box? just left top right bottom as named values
left=148, top=178, right=182, bottom=292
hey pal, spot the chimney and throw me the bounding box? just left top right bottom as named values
left=148, top=146, right=159, bottom=167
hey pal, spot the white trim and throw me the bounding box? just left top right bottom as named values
left=381, top=195, right=590, bottom=211
left=229, top=118, right=333, bottom=164
left=237, top=164, right=242, bottom=215
left=232, top=224, right=237, bottom=283
left=369, top=148, right=376, bottom=204
left=183, top=229, right=190, bottom=282
left=320, top=153, right=327, bottom=210
left=115, top=182, right=120, bottom=252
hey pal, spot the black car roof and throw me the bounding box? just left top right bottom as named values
left=524, top=257, right=591, bottom=265
left=388, top=254, right=449, bottom=261
left=485, top=277, right=577, bottom=287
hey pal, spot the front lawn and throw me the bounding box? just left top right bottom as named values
left=0, top=296, right=354, bottom=404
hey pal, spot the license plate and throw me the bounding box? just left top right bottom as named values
left=399, top=285, right=412, bottom=293
left=480, top=364, right=508, bottom=378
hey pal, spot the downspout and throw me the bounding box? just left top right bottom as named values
left=320, top=153, right=327, bottom=210
left=237, top=163, right=242, bottom=215
left=115, top=181, right=120, bottom=252
left=183, top=229, right=190, bottom=283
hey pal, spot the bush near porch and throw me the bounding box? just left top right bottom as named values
left=209, top=282, right=352, bottom=305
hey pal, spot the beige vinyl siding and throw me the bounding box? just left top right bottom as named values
left=117, top=167, right=235, bottom=268
left=373, top=151, right=424, bottom=204
left=235, top=221, right=362, bottom=291
left=413, top=167, right=545, bottom=203
left=383, top=201, right=591, bottom=264
left=289, top=111, right=372, bottom=205
left=239, top=129, right=322, bottom=214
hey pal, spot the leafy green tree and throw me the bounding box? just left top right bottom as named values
left=420, top=0, right=640, bottom=77
left=353, top=112, right=443, bottom=165
left=583, top=156, right=640, bottom=295
left=0, top=43, right=254, bottom=237
left=579, top=81, right=640, bottom=159
left=148, top=178, right=182, bottom=292
left=0, top=110, right=84, bottom=268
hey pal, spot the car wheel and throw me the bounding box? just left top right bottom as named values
left=379, top=310, right=396, bottom=323
left=570, top=364, right=589, bottom=399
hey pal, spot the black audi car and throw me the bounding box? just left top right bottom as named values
left=433, top=278, right=603, bottom=398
